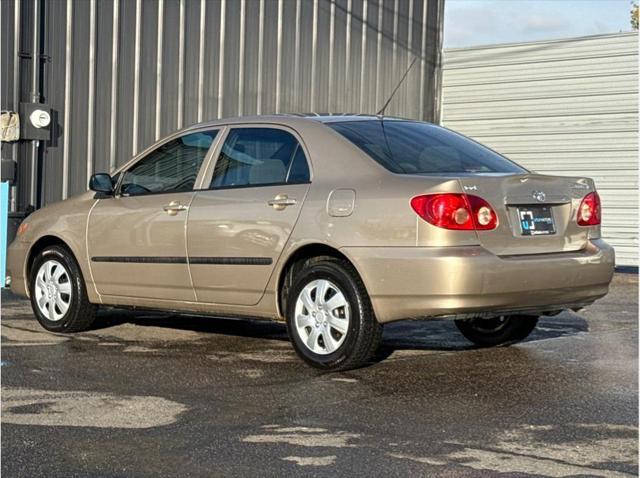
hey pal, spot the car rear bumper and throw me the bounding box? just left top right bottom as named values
left=342, top=239, right=615, bottom=323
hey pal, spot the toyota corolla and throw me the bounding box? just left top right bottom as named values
left=6, top=115, right=615, bottom=370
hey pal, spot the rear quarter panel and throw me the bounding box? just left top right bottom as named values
left=280, top=121, right=481, bottom=249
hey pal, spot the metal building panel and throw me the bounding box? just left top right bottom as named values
left=93, top=0, right=115, bottom=175
left=3, top=0, right=443, bottom=212
left=41, top=0, right=65, bottom=204
left=443, top=93, right=637, bottom=121
left=442, top=32, right=639, bottom=266
left=443, top=75, right=638, bottom=103
left=160, top=0, right=181, bottom=138
left=444, top=33, right=638, bottom=67
left=115, top=0, right=137, bottom=167
left=138, top=0, right=159, bottom=151
left=443, top=57, right=635, bottom=86
left=68, top=0, right=90, bottom=196
left=182, top=0, right=202, bottom=127
left=202, top=0, right=222, bottom=122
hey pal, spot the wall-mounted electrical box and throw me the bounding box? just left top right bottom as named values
left=19, top=102, right=51, bottom=141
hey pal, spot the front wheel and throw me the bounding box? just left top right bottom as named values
left=286, top=257, right=382, bottom=371
left=29, top=245, right=97, bottom=333
left=454, top=315, right=538, bottom=347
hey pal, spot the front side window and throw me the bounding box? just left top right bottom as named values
left=328, top=120, right=526, bottom=175
left=120, top=130, right=217, bottom=196
left=210, top=128, right=310, bottom=188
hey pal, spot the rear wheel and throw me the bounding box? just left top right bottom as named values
left=286, top=257, right=382, bottom=371
left=454, top=315, right=538, bottom=347
left=29, top=245, right=97, bottom=333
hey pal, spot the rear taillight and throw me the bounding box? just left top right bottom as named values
left=410, top=193, right=498, bottom=231
left=577, top=191, right=601, bottom=226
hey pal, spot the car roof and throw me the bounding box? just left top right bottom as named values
left=281, top=113, right=405, bottom=123
left=182, top=113, right=418, bottom=132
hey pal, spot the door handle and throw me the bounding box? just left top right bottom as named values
left=268, top=194, right=297, bottom=210
left=163, top=201, right=188, bottom=216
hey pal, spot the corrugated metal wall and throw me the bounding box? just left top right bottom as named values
left=1, top=0, right=444, bottom=210
left=442, top=32, right=638, bottom=267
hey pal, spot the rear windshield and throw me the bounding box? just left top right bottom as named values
left=327, top=120, right=526, bottom=174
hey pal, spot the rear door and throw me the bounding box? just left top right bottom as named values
left=187, top=126, right=311, bottom=305
left=458, top=173, right=594, bottom=256
left=87, top=130, right=219, bottom=301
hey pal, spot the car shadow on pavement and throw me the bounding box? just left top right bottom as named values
left=91, top=308, right=292, bottom=342
left=90, top=307, right=589, bottom=355
left=371, top=312, right=589, bottom=363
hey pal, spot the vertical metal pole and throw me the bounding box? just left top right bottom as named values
left=434, top=0, right=445, bottom=124
left=29, top=0, right=41, bottom=207
left=406, top=0, right=413, bottom=114
left=109, top=0, right=119, bottom=172
left=293, top=0, right=300, bottom=111
left=392, top=0, right=399, bottom=79
left=30, top=0, right=40, bottom=104
left=345, top=0, right=352, bottom=112
left=327, top=0, right=335, bottom=113
left=310, top=0, right=318, bottom=112
left=238, top=0, right=245, bottom=115
left=11, top=0, right=21, bottom=211
left=256, top=0, right=264, bottom=115
left=155, top=0, right=164, bottom=140
left=177, top=0, right=185, bottom=129
left=275, top=0, right=283, bottom=113
left=29, top=0, right=40, bottom=208
left=390, top=0, right=399, bottom=113
left=375, top=0, right=383, bottom=108
left=197, top=0, right=206, bottom=122
left=62, top=0, right=73, bottom=199
left=86, top=0, right=97, bottom=184
left=217, top=0, right=226, bottom=119
left=359, top=0, right=368, bottom=113
left=132, top=0, right=141, bottom=154
left=419, top=0, right=427, bottom=120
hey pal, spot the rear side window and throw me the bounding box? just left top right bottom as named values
left=120, top=131, right=217, bottom=196
left=210, top=128, right=310, bottom=188
left=328, top=120, right=526, bottom=175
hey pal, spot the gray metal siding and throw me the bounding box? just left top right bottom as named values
left=1, top=0, right=444, bottom=213
left=442, top=32, right=639, bottom=267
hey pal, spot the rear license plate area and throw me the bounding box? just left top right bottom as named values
left=517, top=206, right=556, bottom=236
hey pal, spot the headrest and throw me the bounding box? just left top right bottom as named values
left=249, top=159, right=286, bottom=185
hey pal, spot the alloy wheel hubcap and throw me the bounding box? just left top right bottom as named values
left=294, top=279, right=350, bottom=355
left=34, top=260, right=72, bottom=321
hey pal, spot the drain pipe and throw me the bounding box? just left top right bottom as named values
left=29, top=0, right=41, bottom=209
left=11, top=0, right=21, bottom=212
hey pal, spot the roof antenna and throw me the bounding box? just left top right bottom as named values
left=376, top=56, right=418, bottom=117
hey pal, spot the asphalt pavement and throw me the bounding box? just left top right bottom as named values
left=1, top=274, right=638, bottom=477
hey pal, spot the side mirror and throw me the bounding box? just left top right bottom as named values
left=89, top=173, right=114, bottom=195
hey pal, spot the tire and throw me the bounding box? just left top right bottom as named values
left=29, top=245, right=97, bottom=333
left=286, top=256, right=382, bottom=371
left=454, top=315, right=539, bottom=347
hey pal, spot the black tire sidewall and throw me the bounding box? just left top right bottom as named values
left=455, top=315, right=538, bottom=347
left=29, top=246, right=85, bottom=332
left=286, top=261, right=367, bottom=369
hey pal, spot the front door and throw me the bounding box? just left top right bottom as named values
left=187, top=126, right=312, bottom=305
left=87, top=130, right=219, bottom=301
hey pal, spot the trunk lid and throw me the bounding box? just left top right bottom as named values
left=457, top=173, right=595, bottom=256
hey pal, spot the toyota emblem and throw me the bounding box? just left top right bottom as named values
left=532, top=191, right=546, bottom=202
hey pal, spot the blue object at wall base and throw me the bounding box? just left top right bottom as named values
left=1, top=182, right=9, bottom=288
